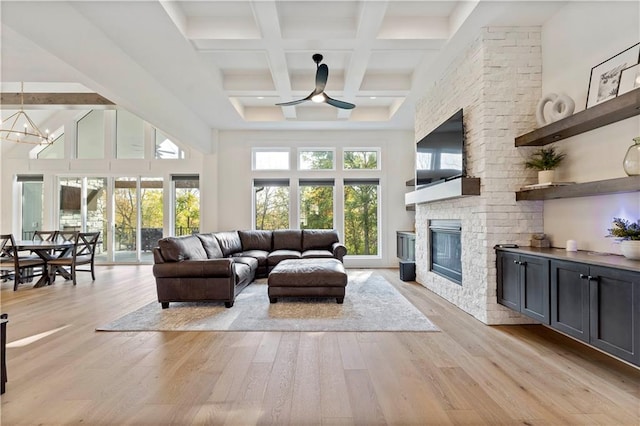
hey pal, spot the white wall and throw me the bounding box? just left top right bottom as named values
left=216, top=129, right=415, bottom=268
left=541, top=1, right=640, bottom=254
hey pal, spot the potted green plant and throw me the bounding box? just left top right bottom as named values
left=524, top=147, right=566, bottom=184
left=607, top=217, right=640, bottom=259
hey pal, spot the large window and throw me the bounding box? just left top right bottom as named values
left=76, top=110, right=105, bottom=159
left=173, top=175, right=200, bottom=236
left=299, top=179, right=334, bottom=229
left=344, top=179, right=379, bottom=256
left=253, top=148, right=290, bottom=170
left=114, top=177, right=137, bottom=261
left=116, top=110, right=144, bottom=159
left=343, top=149, right=379, bottom=170
left=18, top=175, right=44, bottom=239
left=254, top=179, right=290, bottom=230
left=298, top=149, right=334, bottom=170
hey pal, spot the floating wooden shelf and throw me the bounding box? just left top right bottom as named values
left=515, top=176, right=640, bottom=201
left=515, top=88, right=640, bottom=147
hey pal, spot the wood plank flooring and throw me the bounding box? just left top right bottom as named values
left=1, top=266, right=638, bottom=425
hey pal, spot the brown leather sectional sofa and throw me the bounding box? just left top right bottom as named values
left=152, top=229, right=347, bottom=308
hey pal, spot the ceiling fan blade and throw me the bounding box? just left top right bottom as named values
left=275, top=98, right=309, bottom=107
left=325, top=95, right=355, bottom=110
left=315, top=64, right=328, bottom=93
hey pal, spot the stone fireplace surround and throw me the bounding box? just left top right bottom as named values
left=413, top=27, right=544, bottom=325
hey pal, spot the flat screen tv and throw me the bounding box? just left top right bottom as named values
left=416, top=109, right=465, bottom=188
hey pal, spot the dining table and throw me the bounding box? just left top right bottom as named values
left=13, top=240, right=75, bottom=287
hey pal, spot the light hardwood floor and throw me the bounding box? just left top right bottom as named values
left=1, top=266, right=638, bottom=425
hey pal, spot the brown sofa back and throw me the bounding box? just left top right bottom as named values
left=158, top=235, right=207, bottom=261
left=239, top=230, right=273, bottom=251
left=302, top=229, right=339, bottom=251
left=196, top=233, right=224, bottom=259
left=214, top=231, right=243, bottom=257
left=273, top=229, right=302, bottom=251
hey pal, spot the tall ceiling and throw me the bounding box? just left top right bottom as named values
left=1, top=1, right=567, bottom=153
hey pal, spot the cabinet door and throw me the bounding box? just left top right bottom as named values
left=589, top=266, right=640, bottom=365
left=497, top=251, right=521, bottom=311
left=550, top=260, right=590, bottom=342
left=520, top=255, right=550, bottom=324
left=396, top=233, right=404, bottom=259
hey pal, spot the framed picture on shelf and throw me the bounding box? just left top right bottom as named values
left=586, top=42, right=640, bottom=108
left=617, top=63, right=640, bottom=96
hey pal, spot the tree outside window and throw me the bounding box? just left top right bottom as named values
left=254, top=180, right=289, bottom=230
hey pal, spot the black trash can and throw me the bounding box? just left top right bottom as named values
left=399, top=261, right=416, bottom=281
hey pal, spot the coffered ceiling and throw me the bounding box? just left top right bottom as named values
left=1, top=1, right=567, bottom=153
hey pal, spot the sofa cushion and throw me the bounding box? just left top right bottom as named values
left=196, top=233, right=224, bottom=259
left=158, top=235, right=207, bottom=261
left=233, top=262, right=253, bottom=285
left=273, top=229, right=302, bottom=251
left=231, top=256, right=259, bottom=272
left=239, top=230, right=273, bottom=251
left=302, top=229, right=339, bottom=251
left=267, top=249, right=301, bottom=266
left=214, top=231, right=243, bottom=257
left=234, top=250, right=269, bottom=268
left=301, top=249, right=334, bottom=259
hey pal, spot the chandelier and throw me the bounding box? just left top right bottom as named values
left=0, top=82, right=53, bottom=145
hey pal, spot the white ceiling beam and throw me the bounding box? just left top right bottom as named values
left=250, top=0, right=296, bottom=120
left=337, top=1, right=389, bottom=120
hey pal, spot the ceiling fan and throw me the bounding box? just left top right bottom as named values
left=276, top=53, right=356, bottom=110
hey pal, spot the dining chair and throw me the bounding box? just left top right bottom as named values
left=32, top=230, right=58, bottom=242
left=0, top=234, right=46, bottom=291
left=47, top=232, right=100, bottom=285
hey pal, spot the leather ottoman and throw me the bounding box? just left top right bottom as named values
left=267, top=258, right=348, bottom=304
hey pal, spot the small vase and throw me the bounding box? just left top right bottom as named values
left=538, top=170, right=555, bottom=184
left=620, top=240, right=640, bottom=260
left=623, top=137, right=640, bottom=176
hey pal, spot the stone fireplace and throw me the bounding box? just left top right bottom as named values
left=413, top=27, right=544, bottom=325
left=429, top=220, right=462, bottom=284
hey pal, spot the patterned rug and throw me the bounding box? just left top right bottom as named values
left=96, top=271, right=439, bottom=332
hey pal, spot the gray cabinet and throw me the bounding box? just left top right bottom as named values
left=497, top=251, right=549, bottom=323
left=589, top=266, right=640, bottom=365
left=396, top=232, right=415, bottom=261
left=550, top=260, right=590, bottom=342
left=497, top=248, right=640, bottom=367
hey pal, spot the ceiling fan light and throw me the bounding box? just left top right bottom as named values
left=311, top=93, right=325, bottom=103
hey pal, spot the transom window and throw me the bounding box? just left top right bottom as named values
left=343, top=149, right=379, bottom=170
left=298, top=149, right=335, bottom=170
left=253, top=148, right=290, bottom=170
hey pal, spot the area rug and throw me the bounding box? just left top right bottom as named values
left=96, top=271, right=439, bottom=332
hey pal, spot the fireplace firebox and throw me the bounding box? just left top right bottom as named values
left=429, top=220, right=462, bottom=284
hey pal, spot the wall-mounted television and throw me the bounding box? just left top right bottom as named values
left=416, top=109, right=465, bottom=189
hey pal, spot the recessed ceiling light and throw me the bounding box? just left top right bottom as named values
left=370, top=96, right=377, bottom=100
left=257, top=96, right=264, bottom=100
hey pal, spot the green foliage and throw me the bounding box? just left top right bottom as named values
left=255, top=186, right=289, bottom=230
left=344, top=151, right=378, bottom=169
left=300, top=186, right=333, bottom=229
left=607, top=217, right=640, bottom=241
left=175, top=189, right=200, bottom=231
left=524, top=147, right=566, bottom=171
left=344, top=184, right=378, bottom=255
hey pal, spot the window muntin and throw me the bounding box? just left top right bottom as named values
left=254, top=179, right=290, bottom=230
left=299, top=179, right=334, bottom=229
left=344, top=179, right=379, bottom=256
left=76, top=110, right=105, bottom=159
left=253, top=148, right=290, bottom=170
left=343, top=149, right=379, bottom=170
left=116, top=110, right=144, bottom=159
left=298, top=149, right=335, bottom=170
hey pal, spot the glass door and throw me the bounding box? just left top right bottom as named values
left=19, top=176, right=44, bottom=239
left=87, top=178, right=107, bottom=262
left=114, top=177, right=137, bottom=262
left=140, top=178, right=163, bottom=262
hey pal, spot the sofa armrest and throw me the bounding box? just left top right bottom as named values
left=153, top=248, right=165, bottom=264
left=152, top=259, right=233, bottom=278
left=332, top=242, right=347, bottom=262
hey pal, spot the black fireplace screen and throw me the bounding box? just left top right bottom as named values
left=429, top=220, right=462, bottom=284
